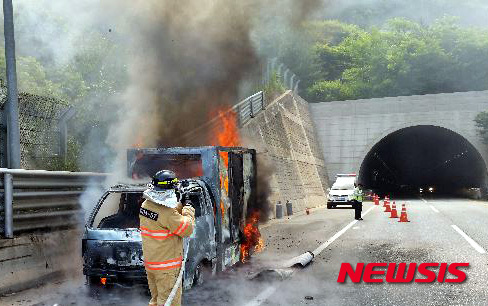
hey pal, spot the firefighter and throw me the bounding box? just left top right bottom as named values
left=139, top=170, right=195, bottom=306
left=353, top=183, right=363, bottom=220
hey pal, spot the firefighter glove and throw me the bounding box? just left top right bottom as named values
left=182, top=205, right=195, bottom=219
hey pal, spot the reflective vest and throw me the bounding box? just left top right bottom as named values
left=139, top=199, right=195, bottom=271
left=353, top=187, right=363, bottom=202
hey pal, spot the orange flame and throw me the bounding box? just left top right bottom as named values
left=213, top=108, right=240, bottom=147
left=240, top=211, right=264, bottom=262
left=212, top=107, right=264, bottom=263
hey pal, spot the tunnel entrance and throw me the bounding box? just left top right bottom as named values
left=359, top=125, right=487, bottom=197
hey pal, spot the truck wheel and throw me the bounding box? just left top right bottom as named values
left=327, top=204, right=333, bottom=209
left=193, top=262, right=211, bottom=287
left=85, top=276, right=101, bottom=298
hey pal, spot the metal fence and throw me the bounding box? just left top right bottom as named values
left=266, top=58, right=301, bottom=94
left=0, top=86, right=71, bottom=169
left=0, top=169, right=108, bottom=238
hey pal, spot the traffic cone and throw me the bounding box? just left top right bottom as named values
left=389, top=201, right=398, bottom=218
left=384, top=200, right=391, bottom=213
left=374, top=195, right=379, bottom=205
left=383, top=197, right=388, bottom=207
left=398, top=203, right=410, bottom=222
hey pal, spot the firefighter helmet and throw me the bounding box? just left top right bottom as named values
left=152, top=170, right=178, bottom=191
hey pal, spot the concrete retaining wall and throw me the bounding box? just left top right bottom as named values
left=0, top=229, right=81, bottom=295
left=241, top=91, right=329, bottom=217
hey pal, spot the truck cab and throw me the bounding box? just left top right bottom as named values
left=327, top=174, right=357, bottom=209
left=82, top=180, right=216, bottom=290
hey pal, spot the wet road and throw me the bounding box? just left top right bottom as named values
left=2, top=198, right=488, bottom=306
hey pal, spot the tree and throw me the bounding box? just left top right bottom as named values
left=475, top=111, right=488, bottom=144
left=306, top=17, right=488, bottom=102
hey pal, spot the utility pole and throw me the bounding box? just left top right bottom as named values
left=3, top=0, right=21, bottom=168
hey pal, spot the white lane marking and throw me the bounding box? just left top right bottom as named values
left=421, top=198, right=428, bottom=203
left=313, top=205, right=376, bottom=256
left=244, top=286, right=276, bottom=306
left=451, top=225, right=486, bottom=254
left=244, top=205, right=377, bottom=306
left=429, top=205, right=439, bottom=213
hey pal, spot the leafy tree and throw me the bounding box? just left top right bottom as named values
left=475, top=112, right=488, bottom=144
left=306, top=17, right=488, bottom=102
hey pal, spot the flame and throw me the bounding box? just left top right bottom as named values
left=240, top=211, right=264, bottom=262
left=213, top=108, right=240, bottom=147
left=211, top=107, right=264, bottom=263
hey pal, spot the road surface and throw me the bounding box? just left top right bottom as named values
left=2, top=198, right=488, bottom=305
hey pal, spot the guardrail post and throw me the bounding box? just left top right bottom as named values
left=4, top=173, right=13, bottom=238
left=249, top=98, right=254, bottom=118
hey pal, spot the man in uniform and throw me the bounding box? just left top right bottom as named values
left=139, top=170, right=195, bottom=306
left=353, top=183, right=363, bottom=220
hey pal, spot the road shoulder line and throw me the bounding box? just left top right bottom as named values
left=244, top=205, right=377, bottom=306
left=312, top=205, right=376, bottom=256
left=451, top=224, right=486, bottom=254
left=429, top=205, right=439, bottom=213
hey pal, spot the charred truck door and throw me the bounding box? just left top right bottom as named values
left=216, top=150, right=256, bottom=271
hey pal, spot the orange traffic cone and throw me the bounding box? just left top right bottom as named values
left=398, top=203, right=410, bottom=222
left=374, top=195, right=379, bottom=205
left=384, top=201, right=391, bottom=213
left=389, top=201, right=398, bottom=218
left=383, top=197, right=388, bottom=207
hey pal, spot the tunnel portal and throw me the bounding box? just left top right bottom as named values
left=358, top=125, right=487, bottom=196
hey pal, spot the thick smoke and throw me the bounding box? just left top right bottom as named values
left=106, top=0, right=325, bottom=169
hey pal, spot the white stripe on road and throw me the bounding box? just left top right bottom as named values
left=421, top=198, right=428, bottom=203
left=244, top=286, right=276, bottom=306
left=312, top=205, right=376, bottom=256
left=429, top=205, right=439, bottom=213
left=244, top=205, right=377, bottom=306
left=451, top=225, right=486, bottom=254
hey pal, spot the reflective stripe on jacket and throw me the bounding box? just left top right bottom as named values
left=139, top=199, right=195, bottom=271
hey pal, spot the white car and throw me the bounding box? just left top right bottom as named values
left=327, top=174, right=357, bottom=209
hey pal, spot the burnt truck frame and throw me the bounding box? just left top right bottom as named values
left=82, top=146, right=257, bottom=290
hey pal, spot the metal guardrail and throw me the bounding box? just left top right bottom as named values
left=235, top=91, right=264, bottom=126
left=182, top=91, right=264, bottom=143
left=0, top=169, right=108, bottom=238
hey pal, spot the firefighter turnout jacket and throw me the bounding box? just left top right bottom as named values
left=139, top=199, right=195, bottom=271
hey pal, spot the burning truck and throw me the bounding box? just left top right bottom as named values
left=82, top=146, right=262, bottom=291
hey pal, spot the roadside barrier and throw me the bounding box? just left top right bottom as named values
left=0, top=169, right=108, bottom=238
left=389, top=201, right=399, bottom=218
left=398, top=203, right=410, bottom=222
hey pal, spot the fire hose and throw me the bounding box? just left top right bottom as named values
left=164, top=237, right=190, bottom=306
left=164, top=192, right=196, bottom=306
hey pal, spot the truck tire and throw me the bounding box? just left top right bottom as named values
left=193, top=261, right=211, bottom=287
left=85, top=276, right=102, bottom=298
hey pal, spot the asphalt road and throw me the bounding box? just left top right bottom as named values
left=2, top=198, right=488, bottom=306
